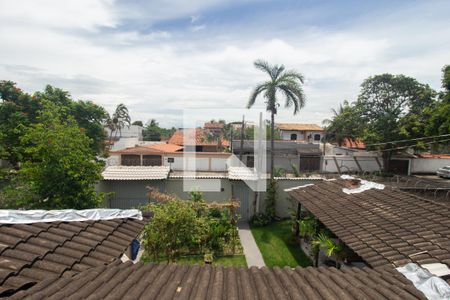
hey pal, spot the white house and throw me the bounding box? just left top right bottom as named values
left=277, top=123, right=324, bottom=143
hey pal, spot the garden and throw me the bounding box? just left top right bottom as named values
left=141, top=188, right=246, bottom=267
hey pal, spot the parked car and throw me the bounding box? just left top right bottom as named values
left=436, top=166, right=450, bottom=178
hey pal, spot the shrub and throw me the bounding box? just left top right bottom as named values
left=265, top=180, right=278, bottom=220
left=250, top=213, right=272, bottom=227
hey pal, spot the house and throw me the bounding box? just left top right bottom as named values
left=0, top=209, right=148, bottom=297
left=231, top=140, right=322, bottom=173
left=203, top=122, right=224, bottom=136
left=277, top=123, right=324, bottom=143
left=105, top=125, right=144, bottom=151
left=168, top=128, right=229, bottom=152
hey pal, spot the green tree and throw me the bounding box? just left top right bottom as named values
left=143, top=119, right=176, bottom=141
left=356, top=74, right=436, bottom=169
left=322, top=100, right=361, bottom=146
left=247, top=60, right=306, bottom=179
left=18, top=103, right=104, bottom=209
left=132, top=120, right=143, bottom=126
left=0, top=82, right=108, bottom=160
left=426, top=66, right=450, bottom=151
left=106, top=103, right=131, bottom=142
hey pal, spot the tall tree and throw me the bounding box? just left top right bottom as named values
left=106, top=103, right=131, bottom=142
left=356, top=74, right=436, bottom=170
left=247, top=60, right=306, bottom=178
left=426, top=65, right=450, bottom=142
left=17, top=102, right=104, bottom=209
left=322, top=100, right=361, bottom=146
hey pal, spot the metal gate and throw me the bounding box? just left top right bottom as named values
left=299, top=155, right=321, bottom=172
left=388, top=159, right=410, bottom=175
left=233, top=182, right=250, bottom=221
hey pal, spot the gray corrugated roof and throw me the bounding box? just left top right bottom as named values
left=102, top=166, right=170, bottom=180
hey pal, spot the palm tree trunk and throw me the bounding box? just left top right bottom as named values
left=270, top=111, right=275, bottom=180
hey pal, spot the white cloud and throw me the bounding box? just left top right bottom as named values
left=0, top=0, right=448, bottom=128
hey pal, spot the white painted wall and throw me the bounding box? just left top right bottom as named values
left=162, top=154, right=229, bottom=171
left=410, top=158, right=450, bottom=174
left=322, top=155, right=382, bottom=173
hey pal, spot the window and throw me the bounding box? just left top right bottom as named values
left=121, top=155, right=141, bottom=166
left=314, top=134, right=321, bottom=141
left=143, top=155, right=162, bottom=166
left=290, top=133, right=297, bottom=140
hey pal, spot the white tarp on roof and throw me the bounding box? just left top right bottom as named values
left=0, top=209, right=143, bottom=224
left=397, top=263, right=450, bottom=300
left=340, top=174, right=385, bottom=194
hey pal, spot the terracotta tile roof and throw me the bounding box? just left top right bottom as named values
left=102, top=166, right=170, bottom=180
left=112, top=146, right=163, bottom=155
left=204, top=122, right=224, bottom=129
left=111, top=144, right=183, bottom=155
left=288, top=179, right=450, bottom=269
left=168, top=129, right=229, bottom=147
left=144, top=143, right=183, bottom=152
left=342, top=138, right=366, bottom=149
left=277, top=123, right=324, bottom=131
left=0, top=217, right=148, bottom=297
left=12, top=262, right=425, bottom=299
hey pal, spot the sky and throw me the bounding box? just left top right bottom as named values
left=0, top=0, right=449, bottom=128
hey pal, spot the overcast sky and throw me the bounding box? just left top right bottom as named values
left=0, top=0, right=449, bottom=128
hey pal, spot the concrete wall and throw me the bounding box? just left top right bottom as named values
left=280, top=130, right=323, bottom=143
left=410, top=158, right=450, bottom=174
left=98, top=178, right=232, bottom=209
left=162, top=154, right=229, bottom=171
left=98, top=180, right=165, bottom=209
left=322, top=155, right=382, bottom=173
left=164, top=178, right=232, bottom=202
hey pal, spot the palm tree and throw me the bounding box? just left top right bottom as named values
left=312, top=232, right=344, bottom=268
left=106, top=103, right=131, bottom=143
left=247, top=60, right=306, bottom=179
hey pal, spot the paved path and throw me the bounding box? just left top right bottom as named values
left=238, top=222, right=265, bottom=267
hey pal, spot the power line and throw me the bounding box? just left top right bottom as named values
left=371, top=138, right=450, bottom=152
left=365, top=134, right=450, bottom=147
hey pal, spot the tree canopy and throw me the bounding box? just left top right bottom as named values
left=0, top=81, right=108, bottom=164
left=1, top=103, right=104, bottom=209
left=323, top=69, right=450, bottom=169
left=143, top=119, right=176, bottom=141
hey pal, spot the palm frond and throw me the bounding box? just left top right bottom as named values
left=247, top=83, right=268, bottom=108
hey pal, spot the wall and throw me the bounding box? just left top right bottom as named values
left=98, top=178, right=232, bottom=209
left=322, top=155, right=382, bottom=173
left=410, top=158, right=450, bottom=174
left=164, top=178, right=232, bottom=202
left=98, top=180, right=165, bottom=209
left=281, top=130, right=305, bottom=141
left=162, top=153, right=229, bottom=172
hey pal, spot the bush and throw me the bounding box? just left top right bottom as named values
left=265, top=180, right=278, bottom=220
left=250, top=213, right=272, bottom=227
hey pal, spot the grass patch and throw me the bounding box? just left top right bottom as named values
left=251, top=220, right=311, bottom=268
left=142, top=254, right=247, bottom=267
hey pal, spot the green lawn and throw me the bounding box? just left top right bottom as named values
left=251, top=220, right=311, bottom=268
left=142, top=254, right=247, bottom=267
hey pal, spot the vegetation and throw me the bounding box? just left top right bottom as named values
left=324, top=67, right=450, bottom=168
left=247, top=60, right=306, bottom=179
left=142, top=191, right=241, bottom=263
left=0, top=82, right=107, bottom=209
left=1, top=103, right=105, bottom=209
left=105, top=103, right=131, bottom=142
left=251, top=220, right=311, bottom=267
left=143, top=119, right=176, bottom=141
left=0, top=81, right=108, bottom=165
